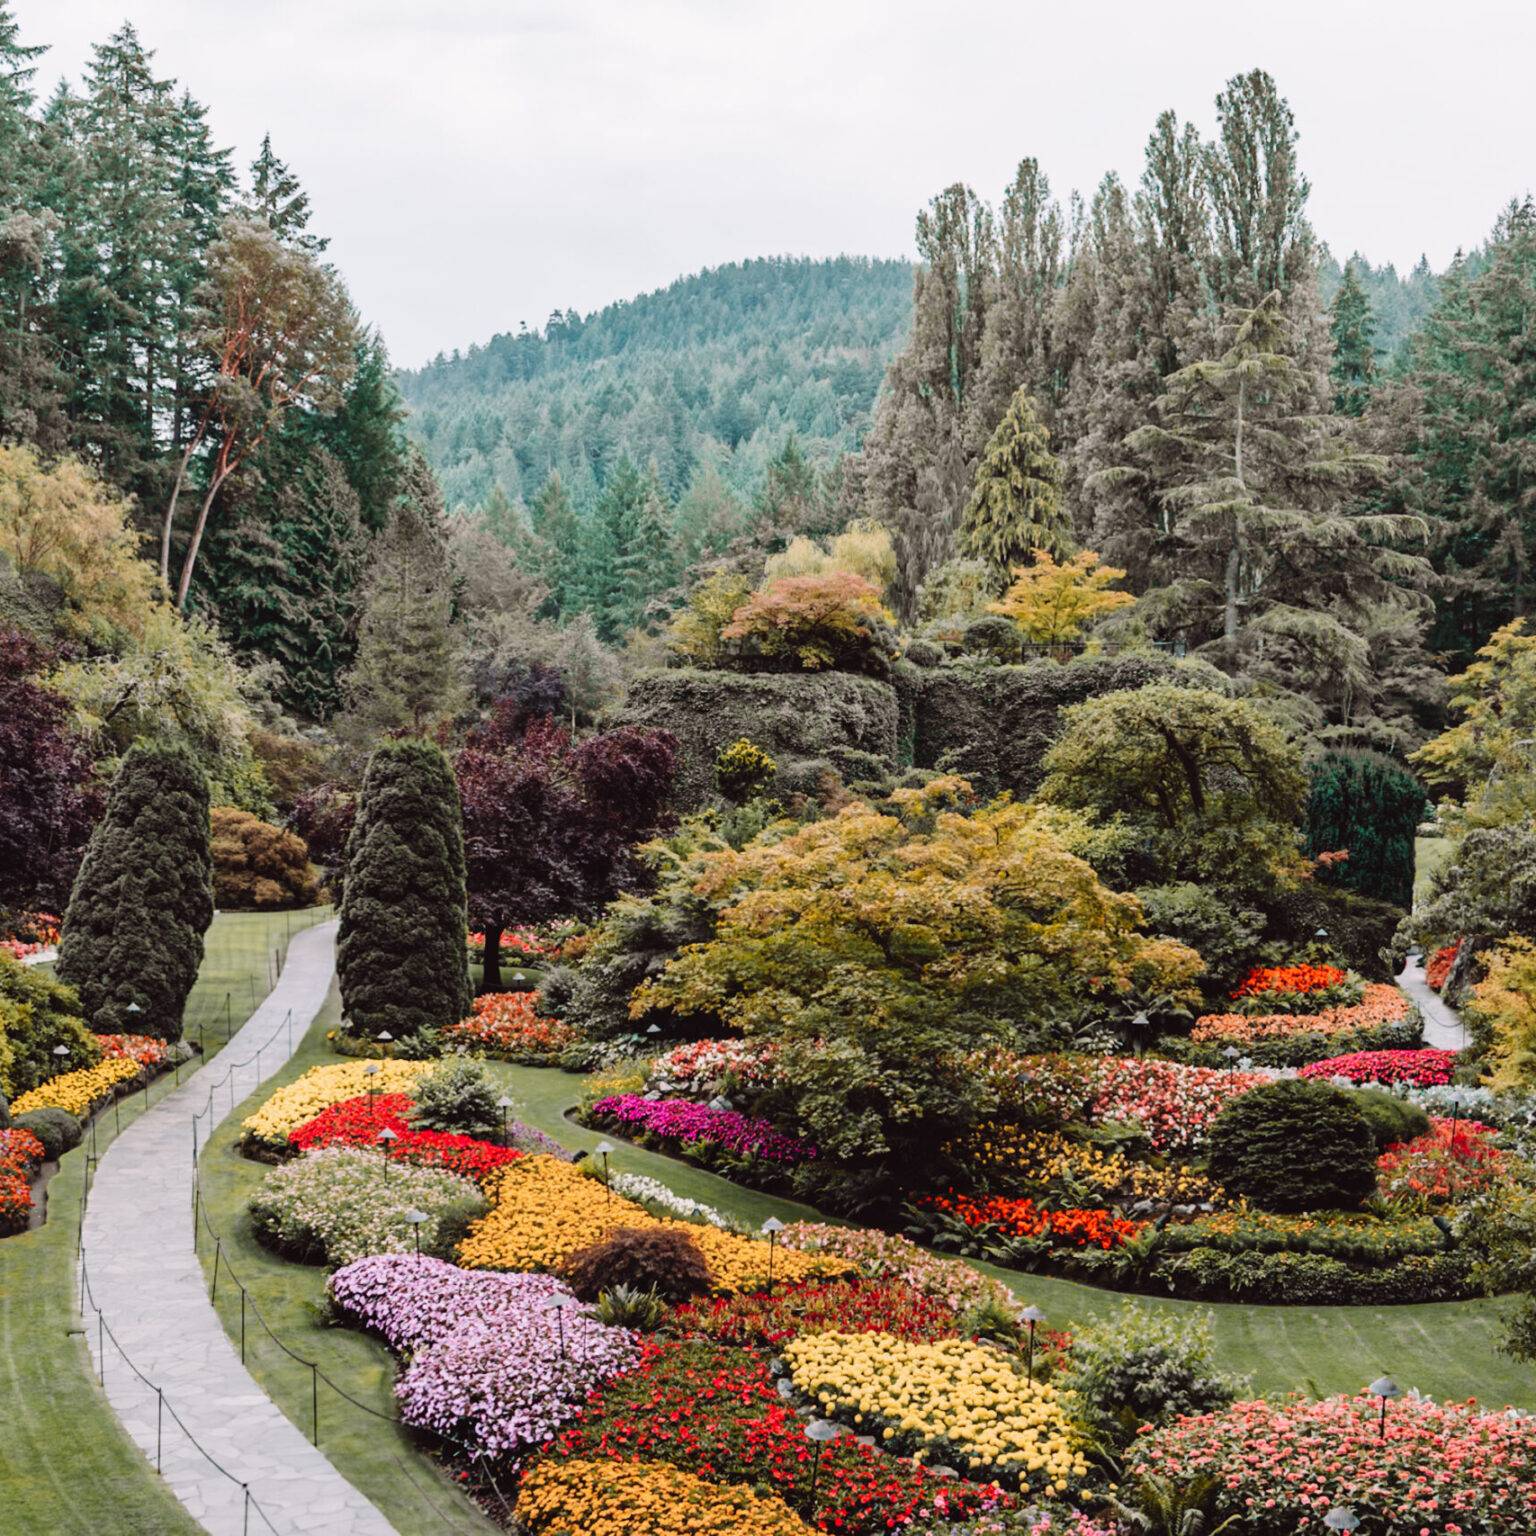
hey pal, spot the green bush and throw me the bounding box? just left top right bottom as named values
left=713, top=738, right=777, bottom=805
left=1136, top=883, right=1265, bottom=994
left=337, top=739, right=472, bottom=1044
left=1305, top=751, right=1426, bottom=910
left=1350, top=1087, right=1432, bottom=1149
left=0, top=953, right=100, bottom=1097
left=1149, top=1247, right=1476, bottom=1304
left=210, top=806, right=321, bottom=910
left=960, top=614, right=1024, bottom=662
left=0, top=1093, right=9, bottom=1130
left=1266, top=883, right=1405, bottom=982
left=14, top=1106, right=83, bottom=1160
left=55, top=742, right=214, bottom=1040
left=408, top=1059, right=501, bottom=1138
left=562, top=1224, right=712, bottom=1303
left=1206, top=1079, right=1378, bottom=1212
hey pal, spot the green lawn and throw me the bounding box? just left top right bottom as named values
left=1415, top=832, right=1454, bottom=910
left=0, top=906, right=329, bottom=1536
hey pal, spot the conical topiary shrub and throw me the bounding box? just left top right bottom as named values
left=56, top=743, right=214, bottom=1041
left=337, top=739, right=471, bottom=1043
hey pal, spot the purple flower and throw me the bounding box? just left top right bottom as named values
left=589, top=1094, right=816, bottom=1164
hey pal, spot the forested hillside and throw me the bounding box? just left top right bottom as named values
left=400, top=256, right=915, bottom=512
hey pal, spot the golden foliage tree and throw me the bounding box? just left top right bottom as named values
left=988, top=549, right=1136, bottom=644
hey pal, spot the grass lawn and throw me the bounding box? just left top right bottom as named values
left=1415, top=832, right=1454, bottom=910
left=0, top=907, right=329, bottom=1536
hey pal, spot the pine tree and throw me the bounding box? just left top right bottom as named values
left=56, top=742, right=214, bottom=1040
left=529, top=470, right=580, bottom=613
left=318, top=332, right=409, bottom=533
left=615, top=463, right=674, bottom=631
left=337, top=739, right=471, bottom=1041
left=1329, top=262, right=1376, bottom=416
left=247, top=132, right=326, bottom=250
left=586, top=455, right=646, bottom=638
left=960, top=386, right=1073, bottom=580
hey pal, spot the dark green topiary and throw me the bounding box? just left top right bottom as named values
left=55, top=743, right=214, bottom=1041
left=14, top=1106, right=82, bottom=1161
left=1305, top=751, right=1426, bottom=910
left=337, top=740, right=471, bottom=1042
left=1206, top=1079, right=1378, bottom=1213
left=1350, top=1088, right=1432, bottom=1150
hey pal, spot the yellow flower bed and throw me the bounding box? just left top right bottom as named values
left=516, top=1457, right=810, bottom=1535
left=456, top=1155, right=844, bottom=1295
left=241, top=1060, right=429, bottom=1143
left=784, top=1331, right=1088, bottom=1495
left=11, top=1057, right=140, bottom=1117
left=946, top=1125, right=1222, bottom=1205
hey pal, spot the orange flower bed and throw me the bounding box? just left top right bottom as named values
left=442, top=992, right=579, bottom=1063
left=1231, top=963, right=1347, bottom=998
left=1193, top=983, right=1412, bottom=1043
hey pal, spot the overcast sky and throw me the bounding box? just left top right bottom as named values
left=19, top=1, right=1536, bottom=367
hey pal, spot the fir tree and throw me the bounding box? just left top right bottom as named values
left=247, top=132, right=326, bottom=250
left=318, top=333, right=409, bottom=534
left=586, top=455, right=646, bottom=638
left=529, top=470, right=580, bottom=613
left=56, top=742, right=214, bottom=1040
left=1329, top=261, right=1376, bottom=416
left=960, top=387, right=1073, bottom=580
left=337, top=739, right=471, bottom=1041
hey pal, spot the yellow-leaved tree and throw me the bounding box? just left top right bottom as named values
left=988, top=549, right=1135, bottom=645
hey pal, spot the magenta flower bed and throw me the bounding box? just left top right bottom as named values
left=1298, top=1048, right=1458, bottom=1088
left=328, top=1254, right=635, bottom=1456
left=588, top=1093, right=816, bottom=1163
left=1129, top=1393, right=1536, bottom=1534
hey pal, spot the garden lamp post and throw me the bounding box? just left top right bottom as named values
left=804, top=1419, right=837, bottom=1518
left=363, top=1062, right=380, bottom=1113
left=762, top=1217, right=784, bottom=1293
left=1323, top=1508, right=1359, bottom=1532
left=542, top=1292, right=575, bottom=1359
left=1369, top=1376, right=1401, bottom=1439
left=1021, top=1305, right=1046, bottom=1383
left=1222, top=1044, right=1241, bottom=1081
left=377, top=1030, right=393, bottom=1051
left=403, top=1208, right=429, bottom=1256
left=594, top=1139, right=614, bottom=1203
left=377, top=1126, right=399, bottom=1179
left=497, top=1094, right=515, bottom=1146
left=1447, top=1088, right=1463, bottom=1143
left=53, top=1044, right=69, bottom=1064
left=1131, top=1009, right=1150, bottom=1056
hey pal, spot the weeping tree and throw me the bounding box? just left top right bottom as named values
left=1304, top=750, right=1426, bottom=910
left=56, top=743, right=214, bottom=1041
left=337, top=739, right=471, bottom=1042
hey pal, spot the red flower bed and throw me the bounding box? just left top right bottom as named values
left=672, top=1278, right=959, bottom=1349
left=1427, top=942, right=1460, bottom=991
left=96, top=1034, right=170, bottom=1068
left=546, top=1339, right=1008, bottom=1532
left=1377, top=1118, right=1507, bottom=1209
left=0, top=1126, right=44, bottom=1236
left=1299, top=1048, right=1458, bottom=1088
left=1232, top=963, right=1347, bottom=998
left=443, top=992, right=579, bottom=1063
left=288, top=1093, right=522, bottom=1186
left=918, top=1190, right=1147, bottom=1250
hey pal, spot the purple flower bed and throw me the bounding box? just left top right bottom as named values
left=588, top=1093, right=816, bottom=1164
left=328, top=1254, right=635, bottom=1455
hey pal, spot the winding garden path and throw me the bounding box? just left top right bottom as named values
left=1397, top=953, right=1467, bottom=1051
left=78, top=920, right=398, bottom=1536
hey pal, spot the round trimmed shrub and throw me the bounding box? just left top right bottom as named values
left=56, top=742, right=214, bottom=1040
left=1349, top=1088, right=1431, bottom=1150
left=1206, top=1079, right=1378, bottom=1212
left=563, top=1224, right=711, bottom=1302
left=713, top=738, right=777, bottom=805
left=14, top=1106, right=83, bottom=1161
left=210, top=806, right=321, bottom=910
left=337, top=740, right=471, bottom=1043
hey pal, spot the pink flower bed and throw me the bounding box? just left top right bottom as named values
left=1299, top=1048, right=1459, bottom=1088
left=96, top=1034, right=170, bottom=1069
left=587, top=1094, right=815, bottom=1164
left=1129, top=1393, right=1536, bottom=1534
left=645, top=1038, right=779, bottom=1095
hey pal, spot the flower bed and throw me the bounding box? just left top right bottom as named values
left=608, top=1171, right=736, bottom=1229
left=783, top=1331, right=1087, bottom=1494
left=0, top=1126, right=45, bottom=1235
left=1192, top=983, right=1415, bottom=1046
left=672, top=1278, right=960, bottom=1349
left=455, top=1154, right=842, bottom=1294
left=1427, top=941, right=1460, bottom=991
left=915, top=1190, right=1148, bottom=1251
left=1228, top=963, right=1362, bottom=1013
left=1298, top=1048, right=1458, bottom=1087
left=586, top=1094, right=816, bottom=1165
left=10, top=1057, right=140, bottom=1117
left=645, top=1038, right=780, bottom=1096
left=0, top=911, right=59, bottom=960
left=95, top=1034, right=171, bottom=1069
left=1127, top=1392, right=1536, bottom=1534
left=240, top=1060, right=429, bottom=1149
left=516, top=1458, right=809, bottom=1536
left=248, top=1147, right=487, bottom=1267
left=329, top=1254, right=635, bottom=1456
left=442, top=991, right=578, bottom=1064
left=1377, top=1118, right=1506, bottom=1209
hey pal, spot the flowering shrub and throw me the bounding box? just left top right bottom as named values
left=248, top=1147, right=487, bottom=1268
left=916, top=1190, right=1148, bottom=1251
left=0, top=911, right=60, bottom=959
left=329, top=1254, right=635, bottom=1457
left=673, top=1278, right=960, bottom=1349
left=516, top=1458, right=809, bottom=1536
left=550, top=1339, right=1007, bottom=1533
left=587, top=1094, right=816, bottom=1164
left=1299, top=1048, right=1458, bottom=1087
left=1192, top=983, right=1413, bottom=1044
left=0, top=1126, right=45, bottom=1235
left=1377, top=1118, right=1507, bottom=1210
left=1127, top=1392, right=1536, bottom=1534
left=442, top=991, right=578, bottom=1064
left=645, top=1037, right=780, bottom=1096
left=784, top=1331, right=1087, bottom=1494
left=455, top=1155, right=842, bottom=1294
left=10, top=1057, right=139, bottom=1117
left=95, top=1034, right=170, bottom=1069
left=777, top=1223, right=1017, bottom=1315
left=467, top=927, right=555, bottom=962
left=241, top=1060, right=429, bottom=1147
left=1427, top=941, right=1460, bottom=991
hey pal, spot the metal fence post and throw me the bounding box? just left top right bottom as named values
left=212, top=1239, right=221, bottom=1302
left=240, top=1287, right=246, bottom=1364
left=97, top=1311, right=104, bottom=1385
left=156, top=1386, right=164, bottom=1471
left=311, top=1363, right=319, bottom=1445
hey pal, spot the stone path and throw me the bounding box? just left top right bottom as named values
left=79, top=920, right=399, bottom=1536
left=1397, top=951, right=1468, bottom=1052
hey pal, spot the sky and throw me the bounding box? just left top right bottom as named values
left=18, top=0, right=1536, bottom=367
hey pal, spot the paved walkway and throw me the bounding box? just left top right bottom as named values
left=1397, top=952, right=1468, bottom=1052
left=80, top=920, right=398, bottom=1536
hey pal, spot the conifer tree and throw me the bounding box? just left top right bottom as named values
left=337, top=739, right=471, bottom=1041
left=529, top=470, right=580, bottom=613
left=586, top=455, right=646, bottom=638
left=246, top=132, right=326, bottom=250
left=960, top=387, right=1073, bottom=580
left=1329, top=261, right=1376, bottom=416
left=56, top=742, right=214, bottom=1040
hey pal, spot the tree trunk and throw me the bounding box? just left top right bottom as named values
left=480, top=925, right=503, bottom=994
left=174, top=467, right=230, bottom=609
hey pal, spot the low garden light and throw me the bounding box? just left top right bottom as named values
left=363, top=1062, right=381, bottom=1109
left=1369, top=1375, right=1401, bottom=1439
left=125, top=1001, right=142, bottom=1016
left=53, top=1044, right=69, bottom=1061
left=646, top=1023, right=662, bottom=1038
left=377, top=1030, right=393, bottom=1050
left=1222, top=1044, right=1241, bottom=1080
left=402, top=1208, right=429, bottom=1256
left=1021, top=1305, right=1045, bottom=1383
left=542, top=1292, right=576, bottom=1359
left=1323, top=1508, right=1359, bottom=1532
left=497, top=1094, right=516, bottom=1145
left=762, top=1216, right=784, bottom=1293
left=1446, top=1087, right=1464, bottom=1142
left=804, top=1418, right=838, bottom=1516
left=377, top=1126, right=399, bottom=1178
left=594, top=1139, right=614, bottom=1202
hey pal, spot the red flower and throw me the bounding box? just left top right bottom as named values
left=288, top=1093, right=523, bottom=1185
